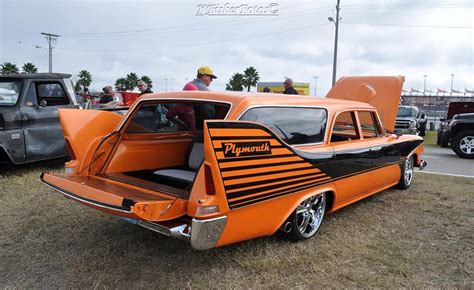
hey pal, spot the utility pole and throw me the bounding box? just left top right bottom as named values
left=329, top=0, right=341, bottom=86
left=41, top=32, right=60, bottom=73
left=423, top=74, right=427, bottom=95
left=164, top=78, right=168, bottom=92
left=171, top=78, right=175, bottom=91
left=313, top=76, right=318, bottom=96
left=450, top=73, right=455, bottom=93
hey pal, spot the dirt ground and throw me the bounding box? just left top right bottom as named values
left=0, top=162, right=472, bottom=288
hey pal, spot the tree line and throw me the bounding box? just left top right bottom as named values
left=2, top=61, right=262, bottom=92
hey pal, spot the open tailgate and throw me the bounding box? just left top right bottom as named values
left=41, top=173, right=187, bottom=221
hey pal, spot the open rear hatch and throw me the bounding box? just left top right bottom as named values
left=41, top=173, right=188, bottom=222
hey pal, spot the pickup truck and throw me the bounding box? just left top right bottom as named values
left=0, top=73, right=79, bottom=164
left=443, top=113, right=474, bottom=159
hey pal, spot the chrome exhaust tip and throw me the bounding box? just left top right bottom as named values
left=419, top=160, right=427, bottom=170
left=280, top=222, right=292, bottom=233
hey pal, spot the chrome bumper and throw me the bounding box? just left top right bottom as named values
left=137, top=215, right=227, bottom=250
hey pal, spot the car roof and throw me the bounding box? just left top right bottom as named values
left=140, top=91, right=375, bottom=112
left=0, top=73, right=72, bottom=79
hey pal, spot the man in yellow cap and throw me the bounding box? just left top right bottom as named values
left=183, top=66, right=217, bottom=91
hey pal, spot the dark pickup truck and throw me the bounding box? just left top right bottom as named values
left=0, top=73, right=79, bottom=164
left=437, top=102, right=474, bottom=148
left=442, top=113, right=474, bottom=159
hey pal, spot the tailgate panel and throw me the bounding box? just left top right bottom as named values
left=41, top=173, right=187, bottom=221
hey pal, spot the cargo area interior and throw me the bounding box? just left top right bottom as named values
left=100, top=101, right=230, bottom=198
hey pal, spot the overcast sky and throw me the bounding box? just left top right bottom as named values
left=1, top=0, right=473, bottom=95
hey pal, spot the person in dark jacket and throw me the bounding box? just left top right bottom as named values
left=282, top=78, right=298, bottom=95
left=137, top=80, right=153, bottom=96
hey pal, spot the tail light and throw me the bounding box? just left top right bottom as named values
left=204, top=163, right=216, bottom=195
left=65, top=139, right=77, bottom=160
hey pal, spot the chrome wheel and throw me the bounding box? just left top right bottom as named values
left=404, top=156, right=414, bottom=186
left=459, top=135, right=474, bottom=155
left=295, top=193, right=326, bottom=238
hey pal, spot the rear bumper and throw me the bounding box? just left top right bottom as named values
left=137, top=216, right=227, bottom=250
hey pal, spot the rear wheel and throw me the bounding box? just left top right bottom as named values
left=396, top=155, right=414, bottom=189
left=287, top=193, right=326, bottom=241
left=451, top=130, right=474, bottom=159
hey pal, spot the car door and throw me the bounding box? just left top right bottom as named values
left=19, top=80, right=75, bottom=162
left=329, top=110, right=373, bottom=205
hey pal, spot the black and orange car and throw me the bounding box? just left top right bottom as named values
left=41, top=76, right=426, bottom=249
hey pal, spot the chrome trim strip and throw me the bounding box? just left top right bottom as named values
left=191, top=216, right=228, bottom=250
left=40, top=179, right=132, bottom=214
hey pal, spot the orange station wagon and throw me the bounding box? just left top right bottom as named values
left=41, top=76, right=427, bottom=249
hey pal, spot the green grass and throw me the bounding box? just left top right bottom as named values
left=1, top=164, right=473, bottom=288
left=423, top=130, right=438, bottom=146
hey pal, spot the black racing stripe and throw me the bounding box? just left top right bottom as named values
left=330, top=160, right=404, bottom=183
left=229, top=178, right=332, bottom=208
left=210, top=136, right=273, bottom=140
left=222, top=165, right=316, bottom=181
left=207, top=122, right=266, bottom=129
left=214, top=145, right=285, bottom=152
left=217, top=153, right=295, bottom=163
left=219, top=160, right=306, bottom=172
left=226, top=175, right=330, bottom=199
left=224, top=172, right=326, bottom=191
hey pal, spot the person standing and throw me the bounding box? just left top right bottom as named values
left=137, top=80, right=153, bottom=96
left=282, top=78, right=298, bottom=95
left=183, top=66, right=217, bottom=91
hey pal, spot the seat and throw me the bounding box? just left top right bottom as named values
left=153, top=138, right=203, bottom=187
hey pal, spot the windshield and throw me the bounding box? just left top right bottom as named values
left=0, top=81, right=22, bottom=106
left=397, top=107, right=416, bottom=118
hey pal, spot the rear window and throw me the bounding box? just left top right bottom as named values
left=0, top=81, right=22, bottom=106
left=126, top=101, right=230, bottom=134
left=239, top=107, right=327, bottom=145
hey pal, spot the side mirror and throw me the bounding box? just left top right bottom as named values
left=39, top=100, right=47, bottom=108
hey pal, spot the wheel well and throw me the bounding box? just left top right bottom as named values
left=325, top=190, right=335, bottom=212
left=0, top=146, right=12, bottom=163
left=412, top=153, right=419, bottom=167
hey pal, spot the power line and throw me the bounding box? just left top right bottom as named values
left=57, top=22, right=330, bottom=52
left=342, top=21, right=473, bottom=29
left=61, top=4, right=333, bottom=37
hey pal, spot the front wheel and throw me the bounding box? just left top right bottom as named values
left=396, top=155, right=414, bottom=190
left=286, top=193, right=326, bottom=241
left=451, top=130, right=474, bottom=159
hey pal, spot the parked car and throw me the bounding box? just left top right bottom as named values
left=437, top=102, right=474, bottom=147
left=395, top=105, right=420, bottom=135
left=0, top=73, right=79, bottom=164
left=41, top=76, right=426, bottom=250
left=441, top=113, right=474, bottom=159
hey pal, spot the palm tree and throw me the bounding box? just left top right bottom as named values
left=115, top=78, right=128, bottom=91
left=77, top=70, right=92, bottom=90
left=125, top=72, right=139, bottom=90
left=243, top=66, right=260, bottom=92
left=140, top=75, right=153, bottom=88
left=1, top=62, right=19, bottom=74
left=225, top=73, right=245, bottom=91
left=22, top=63, right=38, bottom=74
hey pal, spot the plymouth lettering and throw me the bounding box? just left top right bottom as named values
left=223, top=141, right=272, bottom=157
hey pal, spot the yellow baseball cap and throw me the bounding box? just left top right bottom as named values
left=197, top=66, right=217, bottom=79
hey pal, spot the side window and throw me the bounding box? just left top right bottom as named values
left=239, top=107, right=327, bottom=145
left=331, top=111, right=359, bottom=142
left=126, top=102, right=230, bottom=134
left=358, top=111, right=381, bottom=138
left=36, top=82, right=69, bottom=106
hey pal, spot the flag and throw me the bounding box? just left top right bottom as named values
left=465, top=87, right=474, bottom=94
left=410, top=88, right=421, bottom=93
left=437, top=88, right=448, bottom=93
left=452, top=88, right=462, bottom=94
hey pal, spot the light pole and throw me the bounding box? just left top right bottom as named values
left=313, top=76, right=318, bottom=96
left=328, top=0, right=341, bottom=87
left=171, top=78, right=175, bottom=91
left=423, top=74, right=427, bottom=95
left=34, top=45, right=48, bottom=71
left=450, top=73, right=455, bottom=93
left=164, top=78, right=168, bottom=92
left=40, top=32, right=59, bottom=73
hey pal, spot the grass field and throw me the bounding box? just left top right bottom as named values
left=0, top=162, right=472, bottom=288
left=423, top=130, right=438, bottom=146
